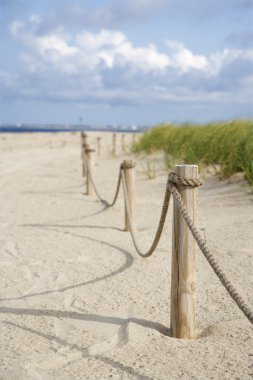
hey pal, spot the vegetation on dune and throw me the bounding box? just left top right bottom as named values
left=132, top=120, right=253, bottom=185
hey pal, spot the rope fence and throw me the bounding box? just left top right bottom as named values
left=87, top=162, right=122, bottom=208
left=80, top=132, right=253, bottom=338
left=121, top=168, right=171, bottom=258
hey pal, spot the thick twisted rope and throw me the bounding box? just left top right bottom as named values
left=88, top=164, right=122, bottom=207
left=168, top=172, right=253, bottom=325
left=121, top=169, right=171, bottom=258
left=83, top=145, right=253, bottom=324
left=84, top=154, right=122, bottom=207
left=169, top=172, right=203, bottom=187
left=121, top=160, right=136, bottom=170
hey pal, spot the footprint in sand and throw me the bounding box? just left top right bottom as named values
left=1, top=241, right=36, bottom=281
left=54, top=296, right=130, bottom=359
left=0, top=240, right=66, bottom=297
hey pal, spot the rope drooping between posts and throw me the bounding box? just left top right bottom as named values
left=122, top=169, right=253, bottom=324
left=83, top=147, right=253, bottom=325
left=167, top=172, right=253, bottom=325
left=121, top=167, right=172, bottom=258
left=84, top=153, right=172, bottom=258
left=84, top=154, right=122, bottom=208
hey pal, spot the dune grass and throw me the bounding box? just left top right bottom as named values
left=133, top=120, right=253, bottom=185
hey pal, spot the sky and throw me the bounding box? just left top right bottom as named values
left=0, top=0, right=253, bottom=126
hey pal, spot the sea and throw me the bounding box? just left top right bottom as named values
left=0, top=124, right=149, bottom=134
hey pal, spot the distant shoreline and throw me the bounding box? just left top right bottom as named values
left=0, top=125, right=148, bottom=133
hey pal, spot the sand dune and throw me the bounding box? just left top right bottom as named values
left=0, top=132, right=252, bottom=380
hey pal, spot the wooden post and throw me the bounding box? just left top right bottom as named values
left=170, top=164, right=198, bottom=339
left=121, top=134, right=125, bottom=152
left=82, top=143, right=86, bottom=177
left=122, top=160, right=136, bottom=232
left=82, top=132, right=88, bottom=146
left=82, top=142, right=89, bottom=178
left=80, top=132, right=84, bottom=158
left=112, top=133, right=116, bottom=156
left=132, top=134, right=136, bottom=145
left=81, top=133, right=89, bottom=177
left=97, top=137, right=101, bottom=156
left=85, top=146, right=96, bottom=196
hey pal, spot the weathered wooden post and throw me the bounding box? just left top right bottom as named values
left=132, top=133, right=136, bottom=145
left=81, top=133, right=89, bottom=177
left=112, top=133, right=116, bottom=156
left=85, top=146, right=96, bottom=196
left=80, top=132, right=84, bottom=158
left=170, top=164, right=198, bottom=339
left=82, top=132, right=88, bottom=146
left=82, top=142, right=89, bottom=177
left=122, top=160, right=136, bottom=232
left=82, top=144, right=86, bottom=178
left=97, top=137, right=101, bottom=156
left=121, top=134, right=125, bottom=152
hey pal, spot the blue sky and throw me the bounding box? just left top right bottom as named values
left=0, top=0, right=253, bottom=125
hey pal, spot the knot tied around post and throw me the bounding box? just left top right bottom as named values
left=168, top=172, right=203, bottom=188
left=121, top=160, right=137, bottom=170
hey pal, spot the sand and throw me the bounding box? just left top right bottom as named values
left=0, top=131, right=252, bottom=380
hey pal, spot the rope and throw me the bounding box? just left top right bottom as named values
left=121, top=160, right=136, bottom=170
left=121, top=169, right=171, bottom=258
left=85, top=156, right=122, bottom=207
left=169, top=172, right=203, bottom=187
left=168, top=172, right=253, bottom=325
left=82, top=144, right=253, bottom=324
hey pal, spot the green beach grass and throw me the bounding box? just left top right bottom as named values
left=133, top=120, right=253, bottom=185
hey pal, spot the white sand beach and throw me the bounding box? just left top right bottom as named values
left=0, top=132, right=252, bottom=380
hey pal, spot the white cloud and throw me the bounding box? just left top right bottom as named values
left=76, top=29, right=170, bottom=72
left=4, top=16, right=253, bottom=111
left=10, top=19, right=170, bottom=73
left=166, top=40, right=208, bottom=72
left=208, top=48, right=253, bottom=76
left=37, top=34, right=79, bottom=59
left=76, top=30, right=126, bottom=51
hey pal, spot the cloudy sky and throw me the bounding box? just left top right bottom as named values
left=1, top=0, right=253, bottom=125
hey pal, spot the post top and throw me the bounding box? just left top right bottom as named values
left=121, top=160, right=136, bottom=169
left=173, top=164, right=198, bottom=178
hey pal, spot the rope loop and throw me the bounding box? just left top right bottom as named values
left=168, top=172, right=203, bottom=187
left=121, top=160, right=137, bottom=170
